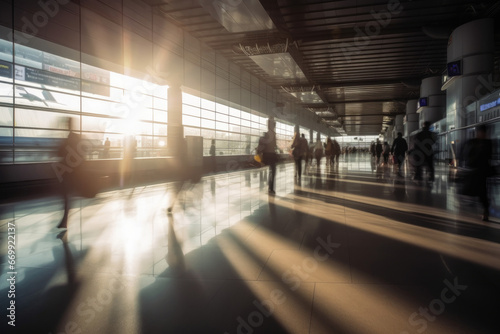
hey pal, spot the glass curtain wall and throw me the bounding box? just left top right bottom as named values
left=0, top=26, right=300, bottom=164
left=182, top=92, right=294, bottom=156
left=0, top=28, right=168, bottom=164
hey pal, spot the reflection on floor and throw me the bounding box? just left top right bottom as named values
left=1, top=155, right=500, bottom=334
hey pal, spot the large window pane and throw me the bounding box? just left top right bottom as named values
left=0, top=82, right=12, bottom=104
left=216, top=131, right=229, bottom=140
left=137, top=108, right=153, bottom=122
left=216, top=103, right=228, bottom=114
left=229, top=107, right=240, bottom=117
left=183, top=92, right=200, bottom=107
left=241, top=110, right=251, bottom=120
left=82, top=115, right=122, bottom=134
left=201, top=129, right=215, bottom=138
left=135, top=122, right=153, bottom=135
left=216, top=122, right=228, bottom=131
left=201, top=109, right=215, bottom=120
left=183, top=115, right=200, bottom=127
left=83, top=97, right=120, bottom=117
left=153, top=86, right=168, bottom=99
left=227, top=132, right=240, bottom=141
left=154, top=110, right=167, bottom=123
left=124, top=90, right=152, bottom=108
left=201, top=98, right=215, bottom=111
left=0, top=107, right=13, bottom=125
left=216, top=113, right=228, bottom=123
left=154, top=97, right=167, bottom=110
left=240, top=126, right=251, bottom=134
left=154, top=124, right=167, bottom=136
left=201, top=118, right=215, bottom=129
left=184, top=126, right=200, bottom=136
left=136, top=135, right=155, bottom=158
left=15, top=108, right=80, bottom=130
left=229, top=116, right=240, bottom=125
left=0, top=35, right=13, bottom=63
left=14, top=85, right=80, bottom=111
left=183, top=104, right=200, bottom=117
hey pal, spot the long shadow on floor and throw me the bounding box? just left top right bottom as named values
left=293, top=186, right=500, bottom=244
left=138, top=190, right=500, bottom=334
left=0, top=233, right=87, bottom=334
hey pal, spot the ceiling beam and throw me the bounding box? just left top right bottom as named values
left=282, top=78, right=422, bottom=90
left=301, top=98, right=408, bottom=108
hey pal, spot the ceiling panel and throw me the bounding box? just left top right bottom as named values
left=145, top=0, right=500, bottom=135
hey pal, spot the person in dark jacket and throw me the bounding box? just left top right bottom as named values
left=332, top=139, right=342, bottom=164
left=391, top=132, right=408, bottom=175
left=375, top=139, right=383, bottom=165
left=257, top=131, right=278, bottom=194
left=462, top=124, right=493, bottom=221
left=413, top=121, right=437, bottom=182
left=291, top=132, right=303, bottom=179
left=56, top=117, right=84, bottom=228
left=382, top=141, right=391, bottom=165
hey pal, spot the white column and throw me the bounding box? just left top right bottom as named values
left=419, top=76, right=446, bottom=125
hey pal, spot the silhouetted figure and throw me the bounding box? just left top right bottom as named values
left=167, top=138, right=203, bottom=213
left=258, top=131, right=278, bottom=194
left=291, top=132, right=304, bottom=179
left=413, top=121, right=437, bottom=183
left=391, top=132, right=408, bottom=175
left=383, top=141, right=391, bottom=165
left=300, top=134, right=309, bottom=171
left=209, top=139, right=216, bottom=173
left=314, top=139, right=323, bottom=169
left=375, top=139, right=383, bottom=165
left=462, top=124, right=493, bottom=221
left=332, top=139, right=341, bottom=164
left=324, top=137, right=334, bottom=165
left=370, top=141, right=376, bottom=159
left=56, top=118, right=83, bottom=229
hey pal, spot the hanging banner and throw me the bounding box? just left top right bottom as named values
left=14, top=64, right=80, bottom=91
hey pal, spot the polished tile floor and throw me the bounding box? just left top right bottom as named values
left=1, top=155, right=500, bottom=334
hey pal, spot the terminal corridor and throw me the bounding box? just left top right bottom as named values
left=1, top=157, right=499, bottom=334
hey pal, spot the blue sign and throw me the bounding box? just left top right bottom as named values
left=480, top=100, right=498, bottom=112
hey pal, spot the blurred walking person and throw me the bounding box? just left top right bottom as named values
left=55, top=117, right=84, bottom=229
left=257, top=131, right=278, bottom=194
left=382, top=141, right=391, bottom=165
left=412, top=121, right=437, bottom=183
left=332, top=138, right=341, bottom=164
left=391, top=132, right=408, bottom=176
left=314, top=138, right=323, bottom=170
left=375, top=139, right=383, bottom=165
left=291, top=132, right=305, bottom=179
left=461, top=124, right=493, bottom=221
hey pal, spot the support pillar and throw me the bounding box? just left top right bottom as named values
left=167, top=84, right=184, bottom=156
left=445, top=18, right=494, bottom=147
left=419, top=76, right=446, bottom=125
left=405, top=99, right=419, bottom=140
